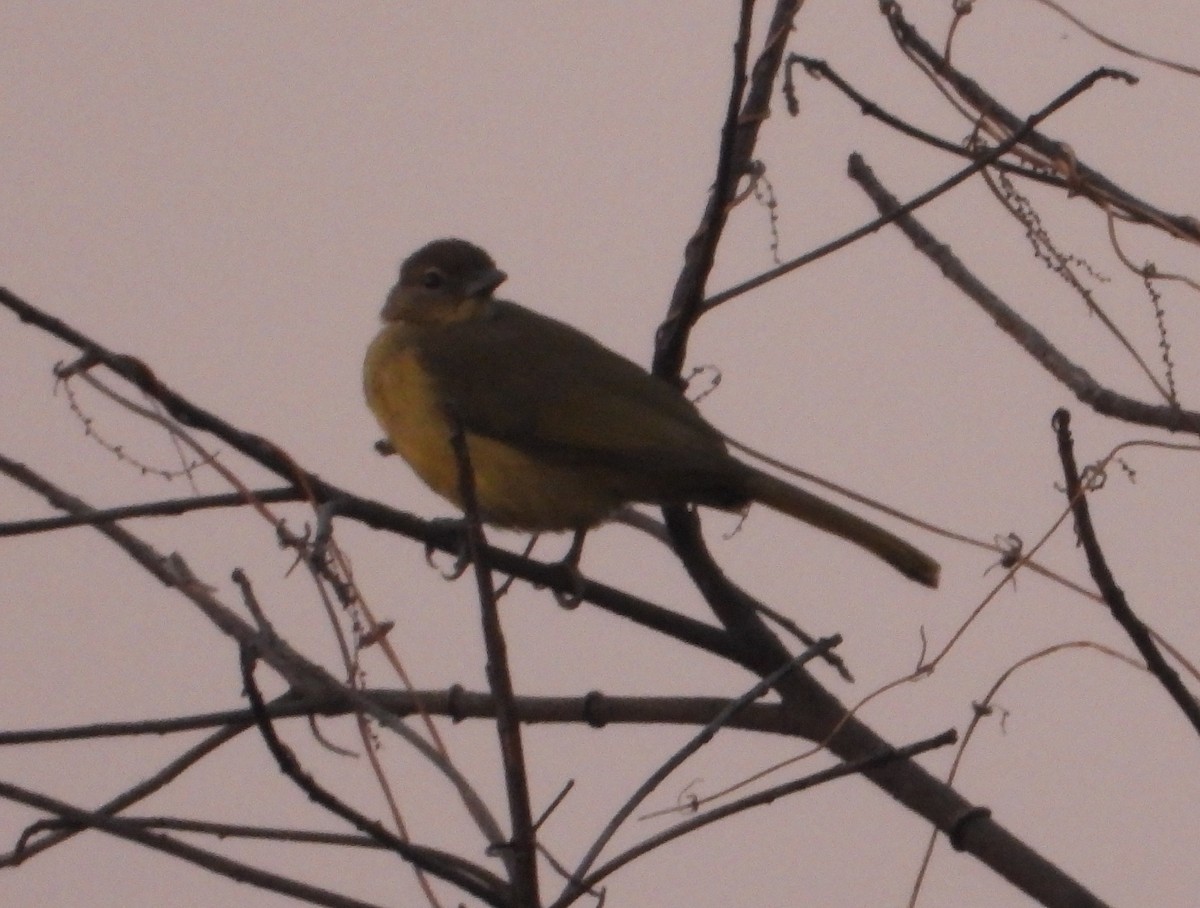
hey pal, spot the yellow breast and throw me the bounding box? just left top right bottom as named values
left=363, top=323, right=622, bottom=531
left=364, top=323, right=461, bottom=503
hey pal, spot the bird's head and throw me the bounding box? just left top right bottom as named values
left=382, top=238, right=508, bottom=324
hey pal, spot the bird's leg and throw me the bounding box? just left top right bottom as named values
left=551, top=529, right=588, bottom=610
left=494, top=534, right=541, bottom=597
left=421, top=520, right=534, bottom=599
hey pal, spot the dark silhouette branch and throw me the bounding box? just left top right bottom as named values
left=655, top=0, right=795, bottom=378
left=1052, top=409, right=1200, bottom=735
left=0, top=687, right=886, bottom=747
left=783, top=55, right=1072, bottom=189
left=49, top=816, right=384, bottom=849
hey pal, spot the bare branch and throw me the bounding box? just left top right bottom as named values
left=848, top=154, right=1200, bottom=435
left=0, top=778, right=391, bottom=908
left=1052, top=410, right=1200, bottom=735
left=448, top=414, right=539, bottom=906
left=883, top=2, right=1200, bottom=244
left=0, top=487, right=301, bottom=537
left=704, top=66, right=1136, bottom=312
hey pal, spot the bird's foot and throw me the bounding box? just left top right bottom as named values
left=551, top=530, right=588, bottom=609
left=424, top=517, right=472, bottom=580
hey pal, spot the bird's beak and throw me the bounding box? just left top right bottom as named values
left=380, top=285, right=407, bottom=321
left=467, top=268, right=507, bottom=298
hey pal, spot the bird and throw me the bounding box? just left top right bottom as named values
left=363, top=238, right=939, bottom=587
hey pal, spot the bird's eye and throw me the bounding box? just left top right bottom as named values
left=420, top=269, right=444, bottom=290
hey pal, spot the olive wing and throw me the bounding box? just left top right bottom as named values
left=417, top=300, right=732, bottom=477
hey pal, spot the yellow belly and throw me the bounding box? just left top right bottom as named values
left=363, top=325, right=621, bottom=530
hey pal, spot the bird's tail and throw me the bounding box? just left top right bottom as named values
left=741, top=467, right=939, bottom=588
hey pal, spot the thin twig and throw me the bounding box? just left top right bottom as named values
left=565, top=729, right=956, bottom=904
left=0, top=722, right=248, bottom=866
left=447, top=414, right=539, bottom=907
left=563, top=637, right=840, bottom=900
left=883, top=4, right=1200, bottom=245
left=42, top=816, right=385, bottom=849
left=0, top=487, right=301, bottom=537
left=0, top=779, right=391, bottom=908
left=239, top=647, right=510, bottom=906
left=1027, top=0, right=1200, bottom=78
left=783, top=55, right=1070, bottom=190
left=906, top=640, right=1143, bottom=908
